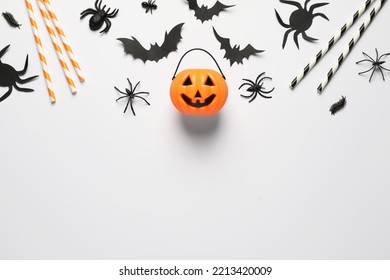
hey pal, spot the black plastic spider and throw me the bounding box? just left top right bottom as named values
left=80, top=0, right=119, bottom=33
left=275, top=0, right=329, bottom=49
left=142, top=0, right=157, bottom=14
left=356, top=48, right=390, bottom=82
left=239, top=72, right=275, bottom=102
left=114, top=78, right=150, bottom=116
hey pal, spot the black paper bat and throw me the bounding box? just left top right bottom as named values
left=213, top=27, right=264, bottom=66
left=117, top=23, right=184, bottom=63
left=187, top=0, right=235, bottom=23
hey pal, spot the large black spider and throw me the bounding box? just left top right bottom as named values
left=80, top=0, right=119, bottom=34
left=0, top=45, right=38, bottom=103
left=142, top=0, right=157, bottom=14
left=275, top=0, right=329, bottom=49
left=356, top=48, right=390, bottom=82
left=239, top=72, right=275, bottom=103
left=114, top=78, right=150, bottom=116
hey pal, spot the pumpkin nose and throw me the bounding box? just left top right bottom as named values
left=195, top=91, right=202, bottom=98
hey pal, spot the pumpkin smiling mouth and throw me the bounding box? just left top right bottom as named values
left=181, top=93, right=216, bottom=108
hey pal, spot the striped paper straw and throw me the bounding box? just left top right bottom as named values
left=317, top=0, right=387, bottom=93
left=290, top=0, right=376, bottom=89
left=43, top=0, right=85, bottom=82
left=25, top=0, right=56, bottom=103
left=36, top=0, right=77, bottom=94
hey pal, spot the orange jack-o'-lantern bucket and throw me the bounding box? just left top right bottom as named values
left=170, top=48, right=228, bottom=115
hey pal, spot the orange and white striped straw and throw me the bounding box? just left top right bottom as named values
left=36, top=0, right=77, bottom=94
left=24, top=0, right=56, bottom=103
left=43, top=0, right=85, bottom=82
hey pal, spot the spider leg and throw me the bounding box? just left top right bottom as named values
left=105, top=8, right=111, bottom=15
left=302, top=31, right=318, bottom=42
left=114, top=86, right=127, bottom=95
left=304, top=0, right=311, bottom=10
left=95, top=0, right=101, bottom=11
left=249, top=93, right=258, bottom=103
left=16, top=75, right=38, bottom=84
left=240, top=91, right=255, bottom=99
left=100, top=18, right=111, bottom=33
left=379, top=65, right=390, bottom=71
left=358, top=66, right=374, bottom=75
left=124, top=98, right=133, bottom=115
left=275, top=10, right=290, bottom=28
left=255, top=72, right=265, bottom=85
left=293, top=31, right=300, bottom=49
left=0, top=86, right=12, bottom=102
left=369, top=66, right=377, bottom=82
left=107, top=9, right=119, bottom=17
left=378, top=67, right=386, bottom=81
left=362, top=52, right=375, bottom=62
left=127, top=79, right=133, bottom=92
left=309, top=2, right=329, bottom=13
left=313, top=13, right=329, bottom=21
left=375, top=48, right=379, bottom=61
left=116, top=96, right=129, bottom=102
left=258, top=92, right=273, bottom=99
left=133, top=91, right=150, bottom=96
left=13, top=83, right=34, bottom=92
left=378, top=52, right=390, bottom=61
left=80, top=9, right=96, bottom=19
left=356, top=59, right=373, bottom=64
left=0, top=44, right=10, bottom=59
left=133, top=81, right=141, bottom=92
left=17, top=55, right=29, bottom=75
left=280, top=0, right=302, bottom=9
left=282, top=29, right=294, bottom=49
left=239, top=82, right=254, bottom=90
left=134, top=95, right=151, bottom=106
left=129, top=100, right=136, bottom=116
left=259, top=85, right=275, bottom=94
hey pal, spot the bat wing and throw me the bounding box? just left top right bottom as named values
left=117, top=37, right=150, bottom=63
left=235, top=44, right=264, bottom=65
left=188, top=0, right=234, bottom=22
left=213, top=27, right=264, bottom=66
left=157, top=23, right=184, bottom=61
left=117, top=23, right=184, bottom=63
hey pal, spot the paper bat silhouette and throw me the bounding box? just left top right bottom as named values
left=187, top=0, right=234, bottom=23
left=212, top=27, right=264, bottom=66
left=117, top=23, right=184, bottom=63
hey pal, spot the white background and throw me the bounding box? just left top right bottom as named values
left=0, top=0, right=389, bottom=259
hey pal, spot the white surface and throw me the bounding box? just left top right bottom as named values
left=0, top=0, right=389, bottom=259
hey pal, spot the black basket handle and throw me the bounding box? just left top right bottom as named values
left=172, top=48, right=226, bottom=80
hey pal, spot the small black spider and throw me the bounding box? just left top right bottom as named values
left=356, top=48, right=390, bottom=82
left=275, top=0, right=329, bottom=49
left=142, top=0, right=157, bottom=14
left=80, top=0, right=119, bottom=34
left=239, top=72, right=275, bottom=102
left=114, top=78, right=150, bottom=116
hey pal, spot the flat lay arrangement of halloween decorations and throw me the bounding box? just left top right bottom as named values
left=24, top=0, right=84, bottom=103
left=2, top=12, right=22, bottom=29
left=275, top=0, right=329, bottom=49
left=212, top=27, right=264, bottom=66
left=2, top=1, right=388, bottom=116
left=239, top=73, right=275, bottom=102
left=186, top=0, right=234, bottom=23
left=329, top=96, right=347, bottom=115
left=118, top=23, right=184, bottom=63
left=80, top=0, right=119, bottom=33
left=356, top=48, right=390, bottom=81
left=142, top=0, right=157, bottom=14
left=170, top=49, right=228, bottom=115
left=114, top=78, right=150, bottom=116
left=0, top=45, right=38, bottom=103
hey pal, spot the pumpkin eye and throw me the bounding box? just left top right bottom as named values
left=205, top=76, right=214, bottom=86
left=183, top=76, right=192, bottom=86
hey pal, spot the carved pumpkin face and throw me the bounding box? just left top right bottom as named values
left=170, top=69, right=228, bottom=115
